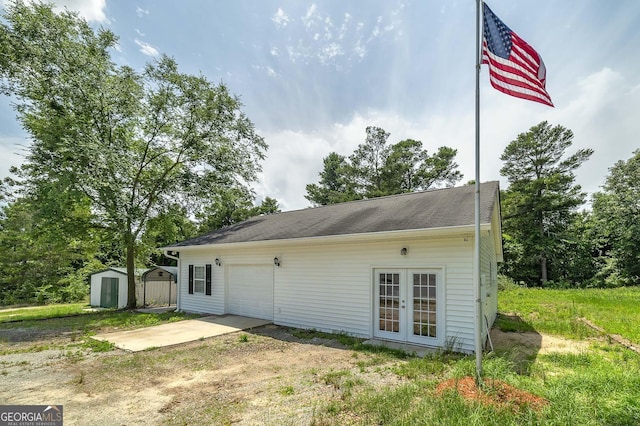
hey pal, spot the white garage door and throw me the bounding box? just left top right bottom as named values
left=228, top=265, right=274, bottom=320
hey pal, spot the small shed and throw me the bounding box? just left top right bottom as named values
left=140, top=266, right=178, bottom=306
left=89, top=267, right=148, bottom=309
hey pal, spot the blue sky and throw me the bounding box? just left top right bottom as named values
left=1, top=0, right=639, bottom=211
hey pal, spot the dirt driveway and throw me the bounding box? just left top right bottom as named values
left=0, top=324, right=407, bottom=425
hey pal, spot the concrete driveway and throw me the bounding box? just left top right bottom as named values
left=92, top=315, right=271, bottom=352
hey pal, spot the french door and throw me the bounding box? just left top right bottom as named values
left=374, top=269, right=443, bottom=346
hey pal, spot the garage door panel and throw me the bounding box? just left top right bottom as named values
left=228, top=265, right=274, bottom=320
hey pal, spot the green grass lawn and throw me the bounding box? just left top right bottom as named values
left=0, top=303, right=89, bottom=323
left=313, top=286, right=640, bottom=425
left=497, top=286, right=640, bottom=344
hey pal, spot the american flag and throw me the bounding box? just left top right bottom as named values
left=481, top=3, right=553, bottom=107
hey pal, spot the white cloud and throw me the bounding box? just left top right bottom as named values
left=272, top=4, right=404, bottom=70
left=270, top=46, right=279, bottom=56
left=251, top=65, right=278, bottom=77
left=134, top=39, right=159, bottom=57
left=370, top=16, right=382, bottom=40
left=136, top=6, right=149, bottom=18
left=551, top=67, right=640, bottom=198
left=286, top=45, right=300, bottom=63
left=302, top=4, right=317, bottom=28
left=319, top=43, right=343, bottom=65
left=353, top=39, right=367, bottom=59
left=135, top=28, right=145, bottom=37
left=337, top=13, right=351, bottom=41
left=63, top=0, right=107, bottom=21
left=272, top=8, right=290, bottom=28
left=558, top=68, right=623, bottom=121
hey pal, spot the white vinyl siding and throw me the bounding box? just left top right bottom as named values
left=276, top=238, right=477, bottom=352
left=178, top=254, right=223, bottom=314
left=481, top=230, right=499, bottom=331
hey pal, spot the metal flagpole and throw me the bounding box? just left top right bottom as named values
left=474, top=0, right=483, bottom=383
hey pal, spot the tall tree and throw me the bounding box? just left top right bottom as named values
left=256, top=196, right=280, bottom=216
left=0, top=2, right=267, bottom=307
left=305, top=152, right=357, bottom=206
left=349, top=126, right=390, bottom=198
left=591, top=150, right=640, bottom=285
left=500, top=121, right=593, bottom=285
left=305, top=127, right=462, bottom=205
left=381, top=140, right=462, bottom=194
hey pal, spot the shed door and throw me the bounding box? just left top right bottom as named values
left=228, top=265, right=273, bottom=320
left=100, top=277, right=119, bottom=308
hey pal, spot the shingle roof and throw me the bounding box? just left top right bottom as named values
left=170, top=181, right=500, bottom=247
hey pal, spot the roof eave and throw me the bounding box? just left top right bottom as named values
left=162, top=223, right=493, bottom=252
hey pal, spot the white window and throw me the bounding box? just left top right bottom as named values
left=194, top=266, right=205, bottom=294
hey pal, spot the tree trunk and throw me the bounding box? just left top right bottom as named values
left=540, top=254, right=548, bottom=285
left=126, top=235, right=137, bottom=309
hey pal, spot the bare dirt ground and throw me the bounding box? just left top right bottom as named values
left=0, top=325, right=591, bottom=425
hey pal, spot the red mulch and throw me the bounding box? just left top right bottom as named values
left=436, top=376, right=548, bottom=412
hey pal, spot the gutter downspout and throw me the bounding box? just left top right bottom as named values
left=164, top=250, right=181, bottom=311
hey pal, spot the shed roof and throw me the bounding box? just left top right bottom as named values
left=168, top=181, right=500, bottom=248
left=90, top=267, right=149, bottom=277
left=142, top=266, right=178, bottom=280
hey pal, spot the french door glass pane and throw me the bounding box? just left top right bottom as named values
left=412, top=273, right=437, bottom=338
left=379, top=273, right=400, bottom=333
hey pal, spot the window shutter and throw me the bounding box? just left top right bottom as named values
left=188, top=265, right=194, bottom=294
left=205, top=264, right=212, bottom=296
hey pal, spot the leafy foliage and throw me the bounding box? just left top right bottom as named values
left=305, top=152, right=358, bottom=205
left=0, top=2, right=268, bottom=306
left=305, top=126, right=462, bottom=205
left=0, top=191, right=100, bottom=304
left=591, top=149, right=640, bottom=286
left=196, top=188, right=280, bottom=234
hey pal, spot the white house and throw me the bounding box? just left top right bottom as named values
left=163, top=182, right=503, bottom=353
